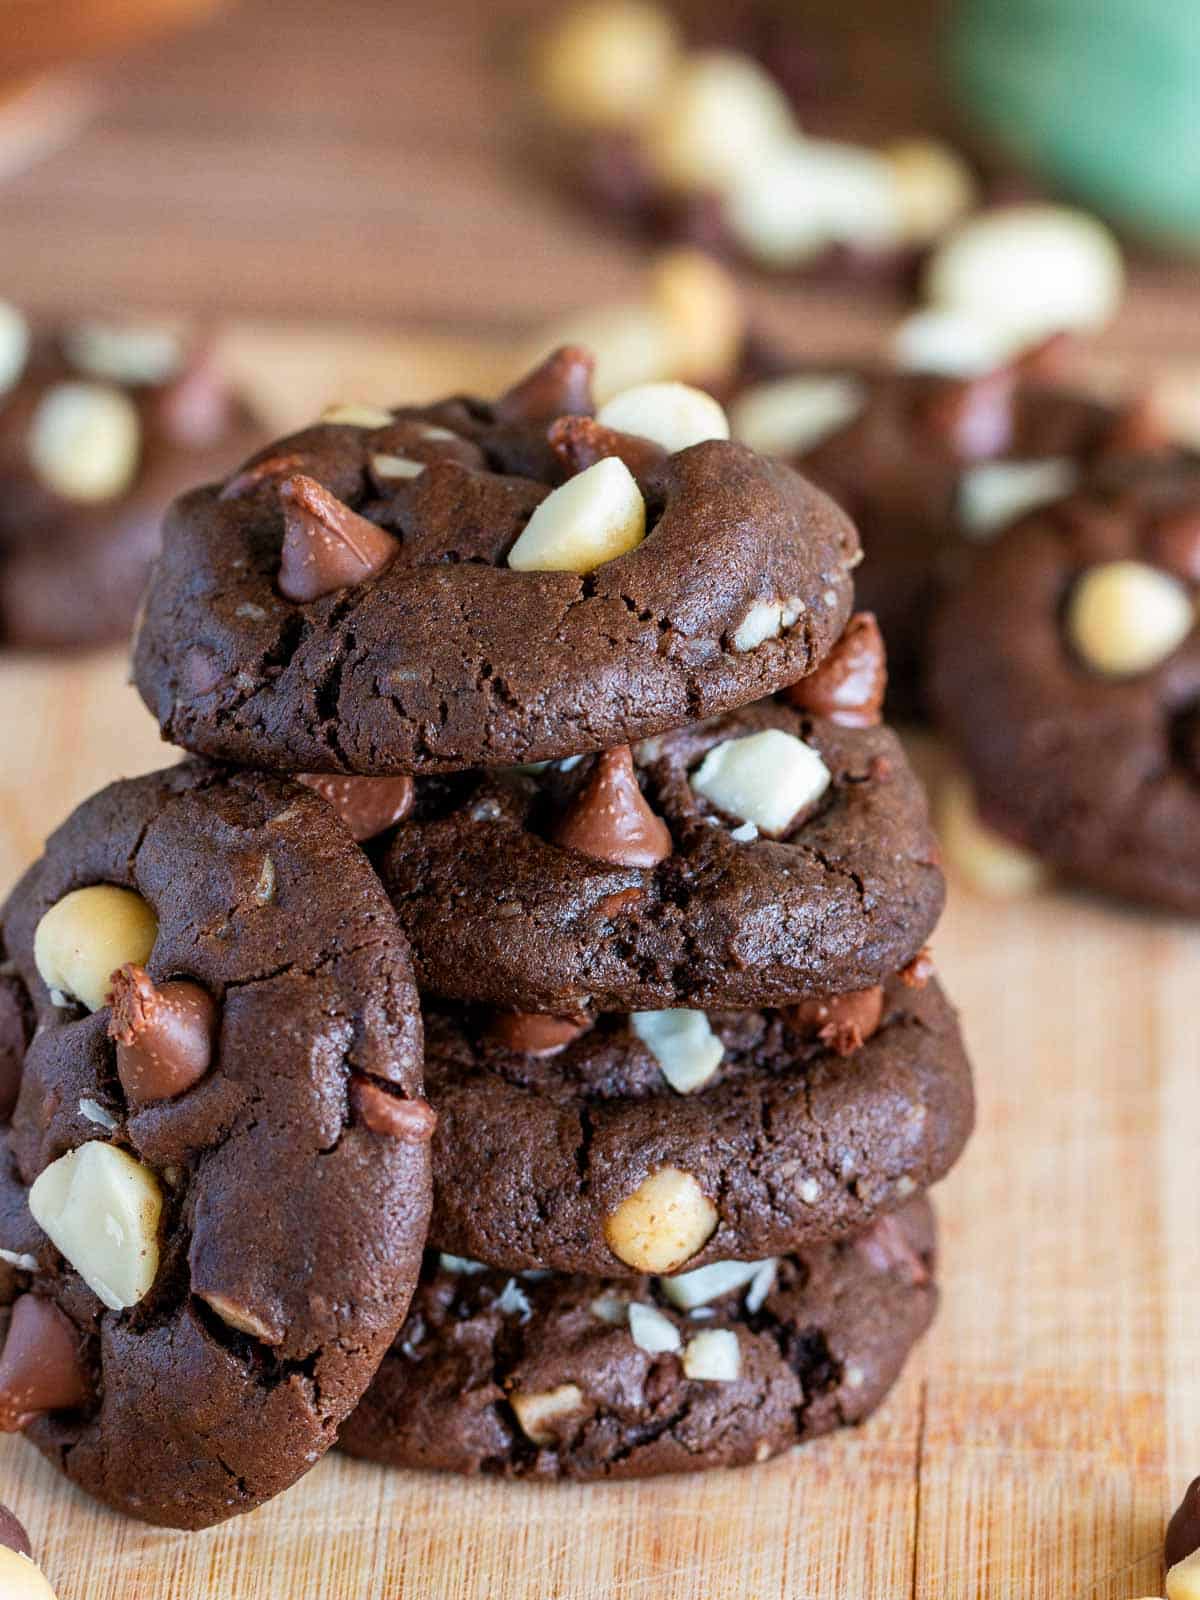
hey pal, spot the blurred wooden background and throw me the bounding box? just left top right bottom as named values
left=0, top=3, right=1198, bottom=1597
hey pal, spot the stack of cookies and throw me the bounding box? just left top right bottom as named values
left=0, top=346, right=972, bottom=1535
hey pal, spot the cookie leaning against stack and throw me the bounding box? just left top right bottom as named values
left=0, top=347, right=973, bottom=1534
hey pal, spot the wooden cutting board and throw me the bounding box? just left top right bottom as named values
left=0, top=620, right=1196, bottom=1600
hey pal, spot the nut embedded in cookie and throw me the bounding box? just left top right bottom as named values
left=603, top=1166, right=717, bottom=1272
left=33, top=886, right=158, bottom=1013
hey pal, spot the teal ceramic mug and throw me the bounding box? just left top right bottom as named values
left=948, top=0, right=1200, bottom=251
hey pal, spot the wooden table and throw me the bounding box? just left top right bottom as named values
left=0, top=2, right=1198, bottom=1595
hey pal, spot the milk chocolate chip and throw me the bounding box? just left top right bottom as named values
left=278, top=474, right=399, bottom=602
left=0, top=1504, right=31, bottom=1559
left=921, top=369, right=1015, bottom=460
left=551, top=746, right=672, bottom=867
left=496, top=345, right=595, bottom=425
left=0, top=1296, right=89, bottom=1431
left=548, top=413, right=668, bottom=482
left=786, top=985, right=884, bottom=1056
left=107, top=964, right=217, bottom=1107
left=350, top=1078, right=437, bottom=1142
left=486, top=1010, right=591, bottom=1056
left=1167, top=1477, right=1200, bottom=1569
left=296, top=774, right=415, bottom=842
left=855, top=1212, right=930, bottom=1285
left=784, top=612, right=886, bottom=728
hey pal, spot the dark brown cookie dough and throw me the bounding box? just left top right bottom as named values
left=930, top=457, right=1200, bottom=912
left=0, top=763, right=432, bottom=1529
left=423, top=972, right=971, bottom=1275
left=729, top=356, right=1165, bottom=716
left=339, top=1197, right=937, bottom=1480
left=380, top=698, right=945, bottom=1012
left=131, top=349, right=859, bottom=775
left=0, top=316, right=258, bottom=650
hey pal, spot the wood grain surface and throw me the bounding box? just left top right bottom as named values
left=0, top=0, right=1198, bottom=1594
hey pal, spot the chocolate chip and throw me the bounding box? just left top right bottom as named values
left=277, top=474, right=398, bottom=602
left=0, top=1296, right=89, bottom=1431
left=921, top=370, right=1016, bottom=461
left=551, top=746, right=672, bottom=868
left=1100, top=393, right=1171, bottom=459
left=0, top=1504, right=31, bottom=1560
left=182, top=646, right=223, bottom=696
left=855, top=1213, right=931, bottom=1286
left=296, top=774, right=414, bottom=842
left=899, top=949, right=935, bottom=988
left=220, top=451, right=311, bottom=501
left=107, top=964, right=217, bottom=1108
left=495, top=345, right=595, bottom=425
left=153, top=348, right=235, bottom=449
left=548, top=414, right=667, bottom=483
left=1167, top=1476, right=1200, bottom=1569
left=486, top=1011, right=591, bottom=1056
left=784, top=612, right=887, bottom=728
left=785, top=985, right=884, bottom=1056
left=350, top=1078, right=436, bottom=1141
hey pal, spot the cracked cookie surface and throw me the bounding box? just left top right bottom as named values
left=131, top=357, right=859, bottom=774
left=423, top=975, right=971, bottom=1274
left=380, top=700, right=945, bottom=1012
left=0, top=763, right=432, bottom=1528
left=338, top=1197, right=937, bottom=1479
left=931, top=457, right=1200, bottom=911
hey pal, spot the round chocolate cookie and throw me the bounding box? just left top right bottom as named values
left=728, top=357, right=1166, bottom=715
left=423, top=969, right=970, bottom=1276
left=931, top=457, right=1200, bottom=912
left=0, top=763, right=433, bottom=1529
left=339, top=1196, right=937, bottom=1480
left=131, top=347, right=859, bottom=775
left=379, top=693, right=945, bottom=1013
left=0, top=309, right=258, bottom=650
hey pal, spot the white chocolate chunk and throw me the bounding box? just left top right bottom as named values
left=690, top=729, right=831, bottom=836
left=891, top=306, right=1032, bottom=377
left=883, top=138, right=977, bottom=246
left=726, top=138, right=901, bottom=269
left=630, top=1009, right=723, bottom=1094
left=660, top=1257, right=764, bottom=1310
left=507, top=456, right=645, bottom=573
left=63, top=321, right=183, bottom=385
left=597, top=380, right=729, bottom=453
left=590, top=1293, right=629, bottom=1325
left=34, top=885, right=158, bottom=1012
left=79, top=1098, right=118, bottom=1131
left=28, top=381, right=140, bottom=502
left=1169, top=1548, right=1200, bottom=1600
left=924, top=204, right=1124, bottom=342
left=938, top=774, right=1049, bottom=898
left=604, top=1166, right=717, bottom=1273
left=0, top=1548, right=58, bottom=1600
left=198, top=1291, right=277, bottom=1342
left=534, top=0, right=682, bottom=131
left=644, top=51, right=795, bottom=193
left=682, top=1327, right=741, bottom=1382
left=0, top=1248, right=38, bottom=1271
left=0, top=301, right=31, bottom=397
left=958, top=458, right=1079, bottom=539
left=628, top=1301, right=682, bottom=1354
left=321, top=403, right=393, bottom=427
left=730, top=373, right=866, bottom=459
left=438, top=1253, right=487, bottom=1275
left=495, top=1279, right=533, bottom=1322
left=29, top=1142, right=163, bottom=1310
left=1066, top=560, right=1195, bottom=676
left=370, top=453, right=425, bottom=479
left=743, top=1259, right=777, bottom=1314
left=509, top=1383, right=585, bottom=1444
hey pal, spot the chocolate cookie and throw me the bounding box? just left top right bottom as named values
left=379, top=693, right=944, bottom=1013
left=423, top=970, right=970, bottom=1276
left=930, top=457, right=1200, bottom=912
left=131, top=347, right=859, bottom=775
left=728, top=358, right=1166, bottom=714
left=339, top=1197, right=937, bottom=1480
left=0, top=763, right=433, bottom=1528
left=0, top=310, right=258, bottom=650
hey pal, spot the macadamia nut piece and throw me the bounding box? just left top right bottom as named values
left=34, top=886, right=158, bottom=1012
left=509, top=1383, right=586, bottom=1445
left=1066, top=559, right=1195, bottom=676
left=682, top=1327, right=741, bottom=1382
left=507, top=456, right=645, bottom=573
left=603, top=1166, right=717, bottom=1272
left=534, top=0, right=681, bottom=131
left=1169, top=1550, right=1200, bottom=1600
left=28, top=382, right=140, bottom=503
left=0, top=1548, right=58, bottom=1600
left=644, top=51, right=794, bottom=193
left=597, top=381, right=729, bottom=454
left=29, top=1142, right=163, bottom=1311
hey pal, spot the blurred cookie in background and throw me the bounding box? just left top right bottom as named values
left=0, top=307, right=260, bottom=650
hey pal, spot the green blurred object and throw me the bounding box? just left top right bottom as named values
left=949, top=0, right=1200, bottom=251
